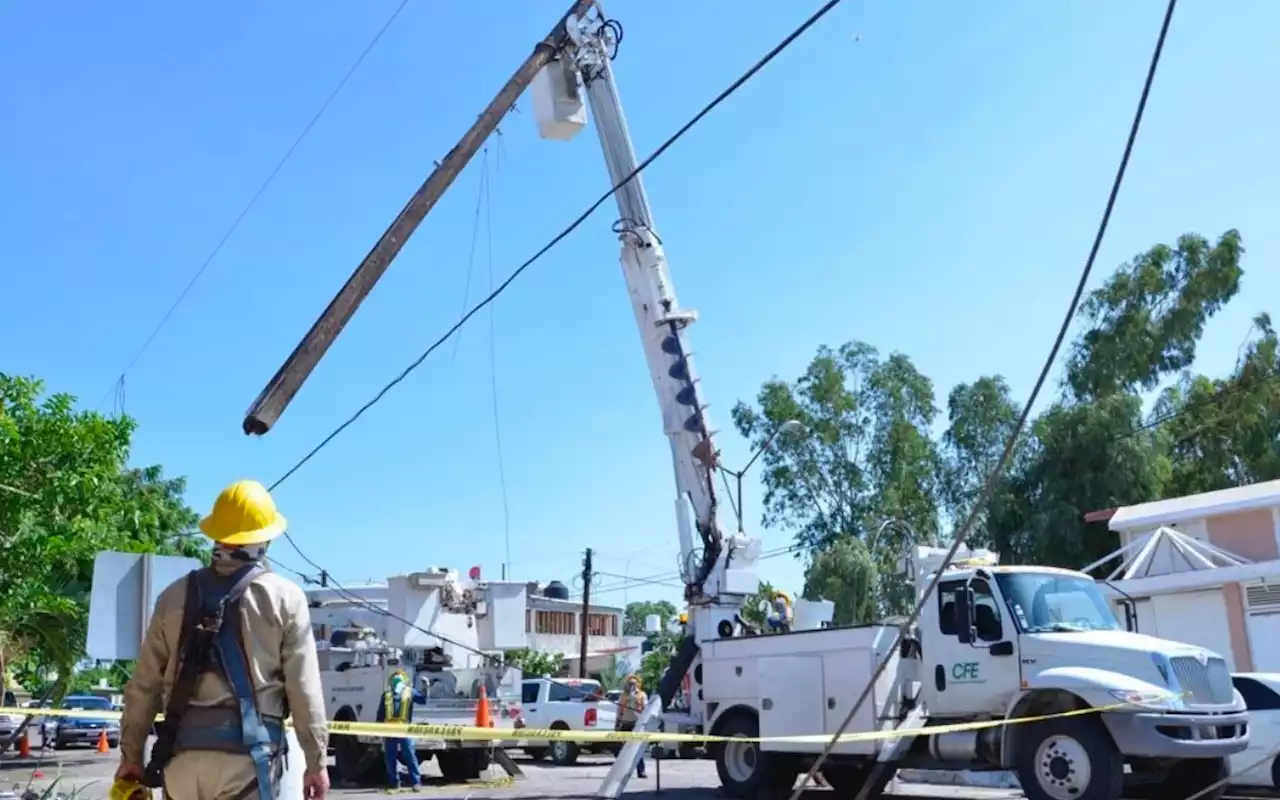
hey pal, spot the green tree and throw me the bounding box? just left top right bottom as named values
left=939, top=377, right=1020, bottom=550
left=801, top=536, right=878, bottom=624
left=740, top=581, right=776, bottom=630
left=988, top=230, right=1249, bottom=568
left=0, top=374, right=204, bottom=705
left=503, top=648, right=565, bottom=678
left=622, top=600, right=677, bottom=637
left=637, top=631, right=680, bottom=694
left=1155, top=313, right=1280, bottom=495
left=732, top=342, right=940, bottom=614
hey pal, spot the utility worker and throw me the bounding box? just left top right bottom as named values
left=376, top=670, right=426, bottom=787
left=615, top=674, right=646, bottom=779
left=766, top=590, right=793, bottom=634
left=115, top=480, right=330, bottom=800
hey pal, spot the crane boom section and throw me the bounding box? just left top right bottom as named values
left=564, top=17, right=759, bottom=607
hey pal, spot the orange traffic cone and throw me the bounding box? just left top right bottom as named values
left=97, top=729, right=110, bottom=753
left=17, top=730, right=30, bottom=758
left=474, top=687, right=492, bottom=729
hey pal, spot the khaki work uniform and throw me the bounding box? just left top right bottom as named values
left=120, top=561, right=329, bottom=799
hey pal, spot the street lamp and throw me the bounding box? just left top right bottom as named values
left=721, top=419, right=806, bottom=533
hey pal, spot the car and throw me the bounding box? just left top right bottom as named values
left=0, top=691, right=25, bottom=746
left=1230, top=672, right=1280, bottom=789
left=47, top=695, right=119, bottom=750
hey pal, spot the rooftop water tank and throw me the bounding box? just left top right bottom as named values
left=543, top=580, right=570, bottom=600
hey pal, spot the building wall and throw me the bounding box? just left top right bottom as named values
left=1207, top=508, right=1280, bottom=561
left=1222, top=582, right=1254, bottom=671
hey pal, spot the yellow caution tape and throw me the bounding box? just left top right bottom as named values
left=0, top=693, right=1174, bottom=745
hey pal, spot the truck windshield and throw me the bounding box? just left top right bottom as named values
left=996, top=572, right=1121, bottom=633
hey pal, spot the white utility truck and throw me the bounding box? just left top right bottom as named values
left=697, top=546, right=1249, bottom=800
left=521, top=12, right=1252, bottom=800
left=310, top=568, right=526, bottom=786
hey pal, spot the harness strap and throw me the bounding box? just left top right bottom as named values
left=146, top=564, right=279, bottom=796
left=201, top=565, right=282, bottom=800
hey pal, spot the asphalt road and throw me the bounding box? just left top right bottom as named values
left=1, top=749, right=1273, bottom=800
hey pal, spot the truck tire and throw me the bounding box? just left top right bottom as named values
left=711, top=711, right=798, bottom=799
left=437, top=749, right=488, bottom=782
left=1014, top=716, right=1123, bottom=800
left=822, top=762, right=896, bottom=796
left=1127, top=757, right=1227, bottom=800
left=334, top=737, right=385, bottom=787
left=550, top=739, right=581, bottom=766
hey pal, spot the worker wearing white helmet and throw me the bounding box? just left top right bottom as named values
left=115, top=480, right=330, bottom=799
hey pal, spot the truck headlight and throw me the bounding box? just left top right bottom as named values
left=1108, top=689, right=1176, bottom=709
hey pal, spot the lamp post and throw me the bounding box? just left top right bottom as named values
left=722, top=420, right=805, bottom=533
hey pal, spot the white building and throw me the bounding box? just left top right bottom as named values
left=1086, top=478, right=1280, bottom=671
left=522, top=581, right=642, bottom=679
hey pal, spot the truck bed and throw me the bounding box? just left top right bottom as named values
left=701, top=624, right=906, bottom=756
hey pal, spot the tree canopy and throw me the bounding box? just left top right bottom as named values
left=622, top=600, right=677, bottom=637
left=734, top=229, right=1278, bottom=614
left=0, top=374, right=206, bottom=700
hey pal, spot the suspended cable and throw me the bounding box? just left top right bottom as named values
left=482, top=156, right=515, bottom=579
left=449, top=149, right=490, bottom=362
left=94, top=0, right=412, bottom=411
left=791, top=1, right=1181, bottom=797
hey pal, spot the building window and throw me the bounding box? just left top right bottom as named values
left=586, top=613, right=618, bottom=637
left=525, top=609, right=532, bottom=633
left=535, top=610, right=576, bottom=635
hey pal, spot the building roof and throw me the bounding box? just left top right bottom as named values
left=1083, top=525, right=1253, bottom=581
left=1107, top=479, right=1280, bottom=531
left=1085, top=524, right=1280, bottom=598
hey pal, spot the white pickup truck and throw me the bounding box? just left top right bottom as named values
left=514, top=677, right=618, bottom=766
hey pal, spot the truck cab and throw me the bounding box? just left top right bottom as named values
left=915, top=548, right=1249, bottom=800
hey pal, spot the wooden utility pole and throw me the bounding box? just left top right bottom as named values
left=243, top=0, right=593, bottom=437
left=579, top=547, right=593, bottom=678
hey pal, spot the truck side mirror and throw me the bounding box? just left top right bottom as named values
left=954, top=588, right=975, bottom=644
left=1122, top=600, right=1137, bottom=632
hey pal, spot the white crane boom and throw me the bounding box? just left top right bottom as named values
left=528, top=13, right=761, bottom=795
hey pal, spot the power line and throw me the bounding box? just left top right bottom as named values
left=94, top=0, right=412, bottom=411
left=792, top=1, right=1181, bottom=797
left=264, top=0, right=839, bottom=491
left=482, top=159, right=515, bottom=579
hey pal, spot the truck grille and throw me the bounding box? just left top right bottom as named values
left=1169, top=656, right=1233, bottom=705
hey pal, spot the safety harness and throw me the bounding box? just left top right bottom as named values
left=144, top=564, right=287, bottom=799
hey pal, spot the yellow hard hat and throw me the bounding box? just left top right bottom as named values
left=772, top=590, right=792, bottom=604
left=678, top=612, right=688, bottom=624
left=198, top=480, right=287, bottom=546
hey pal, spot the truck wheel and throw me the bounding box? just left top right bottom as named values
left=712, top=711, right=798, bottom=799
left=1127, top=758, right=1227, bottom=800
left=1014, top=716, right=1123, bottom=800
left=334, top=738, right=385, bottom=787
left=822, top=762, right=896, bottom=796
left=550, top=739, right=580, bottom=766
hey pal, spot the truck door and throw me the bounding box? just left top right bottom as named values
left=924, top=577, right=1020, bottom=716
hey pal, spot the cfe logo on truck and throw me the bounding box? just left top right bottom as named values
left=951, top=662, right=982, bottom=683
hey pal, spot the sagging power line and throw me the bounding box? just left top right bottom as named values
left=790, top=1, right=1182, bottom=797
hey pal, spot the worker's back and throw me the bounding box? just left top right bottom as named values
left=142, top=563, right=312, bottom=716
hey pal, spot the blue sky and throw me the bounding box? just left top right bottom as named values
left=3, top=0, right=1278, bottom=610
